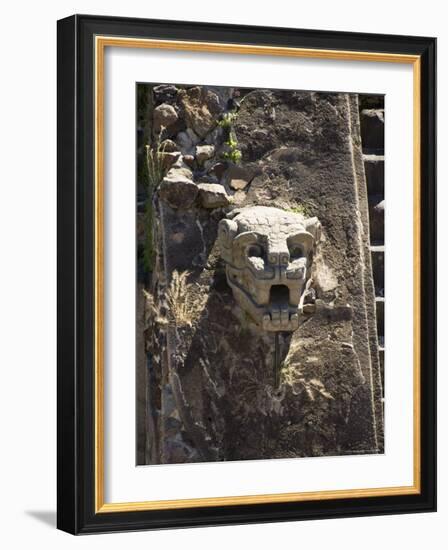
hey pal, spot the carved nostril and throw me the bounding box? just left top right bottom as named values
left=280, top=254, right=290, bottom=266
left=268, top=253, right=278, bottom=265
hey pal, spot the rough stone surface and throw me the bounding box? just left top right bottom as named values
left=153, top=103, right=179, bottom=135
left=360, top=109, right=384, bottom=152
left=178, top=86, right=223, bottom=138
left=158, top=167, right=198, bottom=210
left=208, top=162, right=227, bottom=181
left=183, top=154, right=195, bottom=169
left=139, top=87, right=383, bottom=464
left=160, top=151, right=181, bottom=171
left=153, top=84, right=178, bottom=105
left=176, top=128, right=200, bottom=155
left=195, top=144, right=215, bottom=164
left=224, top=162, right=260, bottom=190
left=198, top=183, right=230, bottom=208
left=363, top=154, right=384, bottom=196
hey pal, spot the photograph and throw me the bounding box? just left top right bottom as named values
left=136, top=83, right=385, bottom=465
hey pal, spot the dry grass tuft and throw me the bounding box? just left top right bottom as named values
left=165, top=270, right=208, bottom=327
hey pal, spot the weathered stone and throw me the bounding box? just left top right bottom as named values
left=203, top=125, right=224, bottom=146
left=160, top=151, right=181, bottom=171
left=153, top=103, right=179, bottom=135
left=360, top=109, right=384, bottom=152
left=183, top=154, right=195, bottom=169
left=223, top=163, right=253, bottom=190
left=198, top=183, right=230, bottom=208
left=197, top=174, right=219, bottom=185
left=153, top=84, right=178, bottom=105
left=158, top=167, right=198, bottom=209
left=231, top=190, right=247, bottom=205
left=208, top=162, right=227, bottom=181
left=302, top=303, right=316, bottom=314
left=195, top=144, right=215, bottom=164
left=363, top=154, right=384, bottom=196
left=178, top=86, right=223, bottom=138
left=170, top=156, right=193, bottom=174
left=176, top=128, right=200, bottom=155
left=229, top=179, right=248, bottom=190
left=218, top=206, right=321, bottom=331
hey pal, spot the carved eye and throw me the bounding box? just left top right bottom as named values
left=289, top=244, right=304, bottom=259
left=247, top=244, right=264, bottom=258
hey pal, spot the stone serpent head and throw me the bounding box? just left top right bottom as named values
left=218, top=206, right=321, bottom=332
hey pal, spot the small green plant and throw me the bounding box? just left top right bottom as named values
left=218, top=111, right=238, bottom=129
left=222, top=134, right=242, bottom=164
left=217, top=108, right=243, bottom=164
left=287, top=204, right=308, bottom=216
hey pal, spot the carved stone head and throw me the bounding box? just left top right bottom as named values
left=218, top=206, right=321, bottom=332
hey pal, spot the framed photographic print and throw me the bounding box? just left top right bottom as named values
left=57, top=14, right=436, bottom=534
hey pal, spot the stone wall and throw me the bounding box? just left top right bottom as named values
left=136, top=84, right=384, bottom=464
left=359, top=95, right=385, bottom=397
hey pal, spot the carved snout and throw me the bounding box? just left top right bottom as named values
left=267, top=245, right=290, bottom=267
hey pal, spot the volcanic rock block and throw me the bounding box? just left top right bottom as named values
left=176, top=128, right=200, bottom=155
left=360, top=109, right=384, bottom=152
left=153, top=84, right=178, bottom=105
left=224, top=165, right=250, bottom=190
left=178, top=86, right=222, bottom=138
left=158, top=167, right=198, bottom=210
left=198, top=183, right=230, bottom=208
left=153, top=103, right=179, bottom=135
left=195, top=144, right=215, bottom=164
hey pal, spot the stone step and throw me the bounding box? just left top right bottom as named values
left=370, top=245, right=384, bottom=296
left=378, top=346, right=385, bottom=395
left=368, top=196, right=384, bottom=245
left=375, top=296, right=385, bottom=338
left=358, top=94, right=385, bottom=110
left=360, top=109, right=384, bottom=154
left=363, top=154, right=384, bottom=197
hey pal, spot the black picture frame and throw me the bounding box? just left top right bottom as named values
left=57, top=14, right=436, bottom=534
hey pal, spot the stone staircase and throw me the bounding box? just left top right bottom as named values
left=359, top=97, right=385, bottom=396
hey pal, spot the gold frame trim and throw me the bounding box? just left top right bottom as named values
left=94, top=36, right=421, bottom=514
